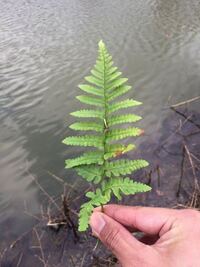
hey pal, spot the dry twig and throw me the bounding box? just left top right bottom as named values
left=170, top=96, right=200, bottom=108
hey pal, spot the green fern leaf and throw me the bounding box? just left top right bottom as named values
left=108, top=99, right=142, bottom=114
left=106, top=78, right=128, bottom=91
left=107, top=85, right=132, bottom=101
left=78, top=202, right=94, bottom=232
left=70, top=109, right=103, bottom=119
left=106, top=66, right=117, bottom=76
left=63, top=40, right=151, bottom=232
left=76, top=95, right=104, bottom=107
left=62, top=135, right=103, bottom=148
left=86, top=188, right=111, bottom=205
left=90, top=69, right=103, bottom=80
left=75, top=165, right=103, bottom=183
left=69, top=122, right=103, bottom=132
left=105, top=159, right=149, bottom=177
left=78, top=84, right=103, bottom=97
left=65, top=151, right=104, bottom=168
left=106, top=128, right=143, bottom=142
left=78, top=188, right=111, bottom=231
left=85, top=76, right=103, bottom=87
left=106, top=71, right=122, bottom=83
left=94, top=62, right=104, bottom=73
left=102, top=177, right=151, bottom=200
left=108, top=114, right=142, bottom=126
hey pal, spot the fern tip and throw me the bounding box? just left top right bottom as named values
left=98, top=40, right=105, bottom=49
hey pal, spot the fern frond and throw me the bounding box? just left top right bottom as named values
left=65, top=151, right=104, bottom=168
left=106, top=128, right=143, bottom=142
left=102, top=177, right=151, bottom=200
left=105, top=159, right=149, bottom=177
left=75, top=165, right=103, bottom=184
left=69, top=122, right=103, bottom=132
left=108, top=114, right=142, bottom=126
left=76, top=95, right=104, bottom=107
left=108, top=99, right=142, bottom=114
left=62, top=135, right=103, bottom=148
left=63, top=40, right=151, bottom=232
left=70, top=109, right=103, bottom=119
left=78, top=84, right=103, bottom=97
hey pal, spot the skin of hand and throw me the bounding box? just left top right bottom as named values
left=89, top=205, right=200, bottom=267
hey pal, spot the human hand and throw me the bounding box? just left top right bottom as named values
left=89, top=205, right=200, bottom=267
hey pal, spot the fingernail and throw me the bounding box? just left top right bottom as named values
left=90, top=212, right=105, bottom=236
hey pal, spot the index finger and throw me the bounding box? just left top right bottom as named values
left=95, top=205, right=179, bottom=236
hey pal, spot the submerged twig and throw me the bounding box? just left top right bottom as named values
left=156, top=165, right=161, bottom=188
left=16, top=252, right=23, bottom=267
left=177, top=146, right=186, bottom=197
left=171, top=107, right=200, bottom=130
left=184, top=144, right=199, bottom=191
left=33, top=228, right=48, bottom=267
left=170, top=96, right=200, bottom=108
left=30, top=173, right=63, bottom=215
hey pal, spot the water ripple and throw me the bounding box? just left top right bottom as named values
left=0, top=0, right=200, bottom=247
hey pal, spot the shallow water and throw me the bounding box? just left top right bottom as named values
left=0, top=0, right=200, bottom=247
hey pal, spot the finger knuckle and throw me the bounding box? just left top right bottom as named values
left=102, top=226, right=121, bottom=250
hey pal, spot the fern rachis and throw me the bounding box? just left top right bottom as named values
left=62, top=40, right=151, bottom=231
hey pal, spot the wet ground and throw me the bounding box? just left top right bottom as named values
left=1, top=103, right=200, bottom=267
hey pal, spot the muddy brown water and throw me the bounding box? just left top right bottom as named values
left=0, top=0, right=200, bottom=266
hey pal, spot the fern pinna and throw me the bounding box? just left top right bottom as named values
left=62, top=41, right=151, bottom=231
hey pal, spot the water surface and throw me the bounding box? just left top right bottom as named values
left=0, top=0, right=200, bottom=244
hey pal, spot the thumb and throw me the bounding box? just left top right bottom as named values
left=90, top=211, right=150, bottom=263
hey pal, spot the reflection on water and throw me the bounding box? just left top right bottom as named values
left=0, top=0, right=200, bottom=245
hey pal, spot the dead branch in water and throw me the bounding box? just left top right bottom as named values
left=170, top=107, right=200, bottom=130
left=176, top=146, right=186, bottom=197
left=170, top=96, right=200, bottom=108
left=33, top=228, right=48, bottom=267
left=184, top=144, right=199, bottom=191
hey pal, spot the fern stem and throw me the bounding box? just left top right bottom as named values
left=101, top=45, right=109, bottom=187
left=100, top=204, right=104, bottom=213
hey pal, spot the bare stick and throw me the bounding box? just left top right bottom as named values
left=159, top=115, right=191, bottom=149
left=16, top=253, right=23, bottom=267
left=33, top=228, right=47, bottom=267
left=10, top=230, right=31, bottom=249
left=177, top=146, right=185, bottom=197
left=156, top=165, right=161, bottom=188
left=184, top=144, right=199, bottom=190
left=0, top=248, right=8, bottom=267
left=170, top=96, right=200, bottom=108
left=24, top=200, right=41, bottom=221
left=47, top=171, right=64, bottom=183
left=30, top=173, right=63, bottom=215
left=171, top=107, right=200, bottom=130
left=80, top=252, right=87, bottom=267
